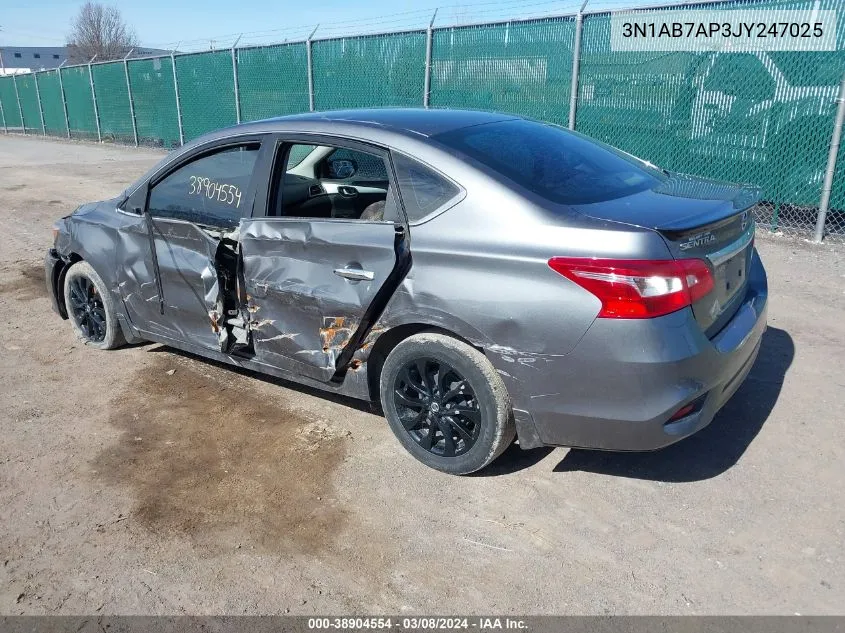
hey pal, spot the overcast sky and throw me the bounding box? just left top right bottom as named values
left=2, top=0, right=665, bottom=51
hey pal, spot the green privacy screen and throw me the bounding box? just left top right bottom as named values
left=92, top=62, right=134, bottom=142
left=237, top=43, right=309, bottom=122
left=0, top=77, right=22, bottom=129
left=128, top=56, right=180, bottom=147
left=431, top=17, right=576, bottom=125
left=576, top=0, right=845, bottom=230
left=37, top=71, right=68, bottom=136
left=60, top=66, right=98, bottom=139
left=15, top=74, right=42, bottom=133
left=2, top=0, right=844, bottom=237
left=312, top=32, right=427, bottom=110
left=175, top=51, right=237, bottom=141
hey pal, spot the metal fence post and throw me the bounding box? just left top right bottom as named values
left=307, top=25, right=319, bottom=112
left=423, top=9, right=438, bottom=108
left=13, top=74, right=25, bottom=135
left=123, top=50, right=139, bottom=146
left=57, top=62, right=71, bottom=138
left=568, top=0, right=589, bottom=130
left=34, top=72, right=47, bottom=135
left=231, top=35, right=242, bottom=124
left=0, top=97, right=6, bottom=133
left=813, top=71, right=845, bottom=243
left=171, top=51, right=185, bottom=146
left=88, top=56, right=102, bottom=142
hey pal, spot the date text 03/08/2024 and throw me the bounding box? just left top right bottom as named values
left=307, top=617, right=529, bottom=630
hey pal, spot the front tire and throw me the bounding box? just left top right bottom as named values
left=63, top=261, right=125, bottom=350
left=379, top=332, right=515, bottom=474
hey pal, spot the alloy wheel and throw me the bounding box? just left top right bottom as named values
left=393, top=357, right=482, bottom=457
left=67, top=276, right=107, bottom=343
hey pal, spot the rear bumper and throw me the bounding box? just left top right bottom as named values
left=493, top=249, right=768, bottom=451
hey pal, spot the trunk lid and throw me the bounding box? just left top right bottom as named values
left=572, top=173, right=760, bottom=337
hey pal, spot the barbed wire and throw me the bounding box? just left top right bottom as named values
left=148, top=0, right=665, bottom=51
left=5, top=0, right=740, bottom=53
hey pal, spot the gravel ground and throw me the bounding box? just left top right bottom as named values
left=0, top=134, right=843, bottom=615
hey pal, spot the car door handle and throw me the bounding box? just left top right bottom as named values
left=337, top=185, right=358, bottom=198
left=333, top=267, right=374, bottom=281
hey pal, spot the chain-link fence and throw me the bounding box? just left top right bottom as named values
left=127, top=56, right=181, bottom=148
left=15, top=73, right=42, bottom=133
left=175, top=51, right=238, bottom=141
left=431, top=17, right=577, bottom=125
left=577, top=0, right=845, bottom=240
left=2, top=0, right=844, bottom=240
left=61, top=65, right=98, bottom=140
left=90, top=61, right=135, bottom=143
left=237, top=43, right=310, bottom=122
left=0, top=76, right=23, bottom=130
left=36, top=70, right=68, bottom=137
left=312, top=31, right=428, bottom=110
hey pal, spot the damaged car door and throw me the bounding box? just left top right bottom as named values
left=239, top=138, right=408, bottom=383
left=118, top=138, right=266, bottom=352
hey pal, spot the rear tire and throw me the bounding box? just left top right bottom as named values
left=63, top=261, right=125, bottom=350
left=379, top=332, right=515, bottom=474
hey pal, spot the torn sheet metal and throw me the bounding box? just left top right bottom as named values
left=239, top=218, right=396, bottom=382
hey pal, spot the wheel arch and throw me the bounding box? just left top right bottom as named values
left=50, top=251, right=85, bottom=319
left=365, top=322, right=482, bottom=404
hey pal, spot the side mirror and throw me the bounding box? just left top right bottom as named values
left=327, top=158, right=358, bottom=180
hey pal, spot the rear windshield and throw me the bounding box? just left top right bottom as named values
left=433, top=119, right=664, bottom=205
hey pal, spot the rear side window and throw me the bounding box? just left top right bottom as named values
left=148, top=144, right=260, bottom=229
left=434, top=119, right=663, bottom=205
left=392, top=153, right=460, bottom=222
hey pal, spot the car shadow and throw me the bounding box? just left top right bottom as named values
left=145, top=345, right=377, bottom=415
left=549, top=326, right=794, bottom=482
left=142, top=327, right=792, bottom=482
left=470, top=443, right=557, bottom=477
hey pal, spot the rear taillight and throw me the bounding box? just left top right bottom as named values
left=547, top=257, right=714, bottom=319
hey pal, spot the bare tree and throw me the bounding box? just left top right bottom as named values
left=67, top=2, right=138, bottom=63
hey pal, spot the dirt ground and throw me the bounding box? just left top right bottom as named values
left=0, top=134, right=843, bottom=616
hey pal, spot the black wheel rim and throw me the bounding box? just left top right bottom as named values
left=68, top=276, right=107, bottom=343
left=393, top=357, right=482, bottom=457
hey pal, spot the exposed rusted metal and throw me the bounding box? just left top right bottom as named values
left=320, top=316, right=356, bottom=352
left=209, top=310, right=221, bottom=333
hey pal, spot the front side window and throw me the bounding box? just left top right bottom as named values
left=287, top=144, right=316, bottom=168
left=148, top=144, right=260, bottom=228
left=434, top=119, right=664, bottom=205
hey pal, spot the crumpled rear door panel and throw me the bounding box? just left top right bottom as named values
left=240, top=218, right=397, bottom=382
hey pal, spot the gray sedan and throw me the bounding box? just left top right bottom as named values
left=45, top=109, right=768, bottom=474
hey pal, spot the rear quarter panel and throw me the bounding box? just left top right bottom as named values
left=371, top=182, right=674, bottom=416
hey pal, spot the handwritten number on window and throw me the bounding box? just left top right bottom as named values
left=189, top=175, right=243, bottom=208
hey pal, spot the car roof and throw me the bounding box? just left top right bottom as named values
left=265, top=108, right=519, bottom=137
left=202, top=108, right=520, bottom=145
